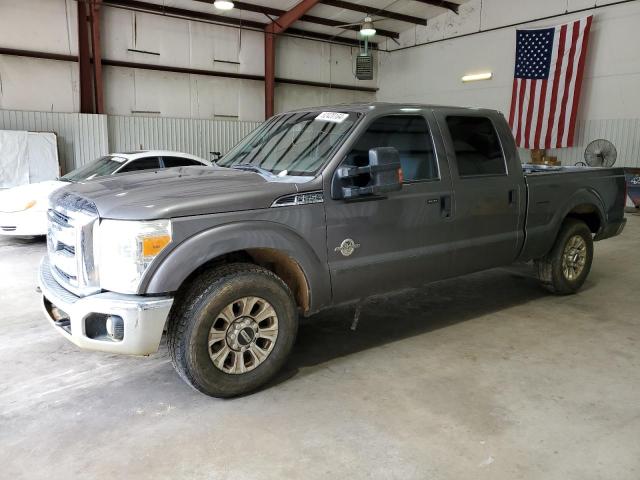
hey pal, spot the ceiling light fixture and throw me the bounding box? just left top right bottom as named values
left=213, top=0, right=234, bottom=10
left=461, top=72, right=493, bottom=82
left=360, top=17, right=376, bottom=37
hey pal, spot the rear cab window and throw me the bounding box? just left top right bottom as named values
left=446, top=116, right=506, bottom=177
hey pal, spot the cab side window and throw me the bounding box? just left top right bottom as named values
left=347, top=115, right=438, bottom=182
left=118, top=157, right=161, bottom=173
left=446, top=116, right=506, bottom=177
left=162, top=157, right=204, bottom=168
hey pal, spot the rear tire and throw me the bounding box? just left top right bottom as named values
left=536, top=219, right=593, bottom=294
left=167, top=263, right=298, bottom=398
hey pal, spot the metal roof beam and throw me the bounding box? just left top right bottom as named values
left=104, top=0, right=378, bottom=47
left=320, top=0, right=427, bottom=25
left=410, top=0, right=459, bottom=14
left=192, top=0, right=399, bottom=38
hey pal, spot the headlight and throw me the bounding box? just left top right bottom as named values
left=96, top=219, right=172, bottom=294
left=0, top=200, right=36, bottom=213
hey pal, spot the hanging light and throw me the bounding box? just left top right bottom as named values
left=360, top=17, right=376, bottom=37
left=214, top=0, right=234, bottom=10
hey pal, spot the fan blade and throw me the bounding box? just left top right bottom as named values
left=585, top=139, right=617, bottom=168
left=333, top=22, right=362, bottom=28
left=334, top=15, right=385, bottom=29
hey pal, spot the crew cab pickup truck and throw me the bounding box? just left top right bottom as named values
left=39, top=103, right=626, bottom=397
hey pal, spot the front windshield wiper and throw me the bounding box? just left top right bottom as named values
left=230, top=163, right=276, bottom=177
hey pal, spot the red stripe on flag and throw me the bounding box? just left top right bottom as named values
left=524, top=80, right=537, bottom=149
left=557, top=20, right=580, bottom=147
left=544, top=24, right=567, bottom=149
left=533, top=80, right=548, bottom=148
left=516, top=79, right=527, bottom=146
left=508, top=79, right=518, bottom=129
left=567, top=16, right=593, bottom=147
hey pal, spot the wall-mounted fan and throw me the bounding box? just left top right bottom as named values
left=584, top=139, right=617, bottom=167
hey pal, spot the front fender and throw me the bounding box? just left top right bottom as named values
left=139, top=221, right=331, bottom=313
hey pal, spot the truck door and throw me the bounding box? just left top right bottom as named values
left=324, top=113, right=454, bottom=304
left=434, top=111, right=524, bottom=276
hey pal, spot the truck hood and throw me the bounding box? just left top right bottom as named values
left=56, top=167, right=302, bottom=219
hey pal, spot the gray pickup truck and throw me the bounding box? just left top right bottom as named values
left=39, top=103, right=626, bottom=397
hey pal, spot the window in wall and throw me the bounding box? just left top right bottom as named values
left=346, top=115, right=438, bottom=182
left=446, top=116, right=506, bottom=177
left=118, top=157, right=161, bottom=173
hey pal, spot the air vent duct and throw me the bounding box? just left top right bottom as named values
left=355, top=54, right=373, bottom=80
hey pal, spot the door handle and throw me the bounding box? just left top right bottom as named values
left=440, top=194, right=452, bottom=218
left=508, top=189, right=516, bottom=205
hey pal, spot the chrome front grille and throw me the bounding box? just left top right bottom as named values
left=47, top=192, right=100, bottom=297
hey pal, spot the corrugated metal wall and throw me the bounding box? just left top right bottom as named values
left=0, top=110, right=108, bottom=173
left=519, top=118, right=640, bottom=168
left=1, top=110, right=260, bottom=174
left=107, top=116, right=261, bottom=162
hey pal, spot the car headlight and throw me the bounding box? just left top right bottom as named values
left=0, top=200, right=36, bottom=213
left=96, top=219, right=172, bottom=294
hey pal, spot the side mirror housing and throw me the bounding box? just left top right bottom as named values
left=332, top=147, right=403, bottom=200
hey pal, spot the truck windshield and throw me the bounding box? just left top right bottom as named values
left=219, top=111, right=360, bottom=177
left=61, top=156, right=126, bottom=182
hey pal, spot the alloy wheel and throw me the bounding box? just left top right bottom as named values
left=208, top=296, right=279, bottom=374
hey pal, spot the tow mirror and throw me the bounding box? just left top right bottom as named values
left=332, top=147, right=403, bottom=200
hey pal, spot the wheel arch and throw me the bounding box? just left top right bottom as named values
left=522, top=187, right=606, bottom=261
left=556, top=188, right=606, bottom=235
left=140, top=222, right=331, bottom=315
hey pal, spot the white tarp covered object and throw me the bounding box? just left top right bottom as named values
left=0, top=130, right=29, bottom=188
left=27, top=132, right=60, bottom=183
left=0, top=130, right=59, bottom=188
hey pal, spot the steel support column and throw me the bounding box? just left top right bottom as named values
left=264, top=0, right=322, bottom=119
left=89, top=0, right=104, bottom=114
left=264, top=32, right=276, bottom=119
left=78, top=1, right=93, bottom=113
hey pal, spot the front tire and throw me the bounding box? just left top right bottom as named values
left=536, top=219, right=594, bottom=294
left=167, top=263, right=298, bottom=398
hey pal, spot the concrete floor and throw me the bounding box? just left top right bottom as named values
left=1, top=215, right=639, bottom=480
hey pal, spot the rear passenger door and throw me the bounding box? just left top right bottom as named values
left=434, top=111, right=524, bottom=275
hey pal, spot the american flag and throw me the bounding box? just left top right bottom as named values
left=508, top=16, right=593, bottom=149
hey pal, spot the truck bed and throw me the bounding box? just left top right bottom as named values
left=519, top=164, right=627, bottom=260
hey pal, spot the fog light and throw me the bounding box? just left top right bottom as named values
left=106, top=315, right=124, bottom=341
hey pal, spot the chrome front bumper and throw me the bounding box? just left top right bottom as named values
left=38, top=257, right=174, bottom=355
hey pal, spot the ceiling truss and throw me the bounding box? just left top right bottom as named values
left=106, top=0, right=461, bottom=46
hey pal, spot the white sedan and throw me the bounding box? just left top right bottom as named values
left=0, top=150, right=210, bottom=237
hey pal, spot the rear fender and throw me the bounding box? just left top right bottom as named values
left=523, top=188, right=605, bottom=260
left=553, top=188, right=606, bottom=237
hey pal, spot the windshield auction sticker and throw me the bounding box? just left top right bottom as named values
left=315, top=112, right=349, bottom=123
